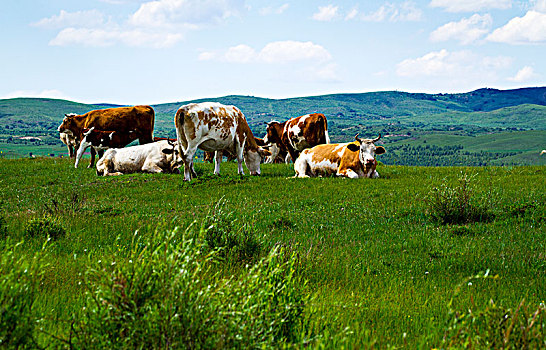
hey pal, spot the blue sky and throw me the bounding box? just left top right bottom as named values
left=1, top=0, right=545, bottom=104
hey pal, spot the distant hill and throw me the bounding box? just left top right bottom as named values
left=0, top=87, right=545, bottom=165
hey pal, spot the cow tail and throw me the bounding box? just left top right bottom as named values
left=322, top=114, right=330, bottom=144
left=174, top=109, right=185, bottom=158
left=150, top=106, right=155, bottom=142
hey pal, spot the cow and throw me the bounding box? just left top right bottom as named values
left=264, top=113, right=330, bottom=163
left=174, top=102, right=271, bottom=181
left=264, top=143, right=290, bottom=164
left=95, top=140, right=182, bottom=176
left=294, top=134, right=385, bottom=179
left=57, top=105, right=155, bottom=168
left=60, top=131, right=78, bottom=158
left=74, top=127, right=139, bottom=168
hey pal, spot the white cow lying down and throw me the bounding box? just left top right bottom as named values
left=96, top=140, right=182, bottom=176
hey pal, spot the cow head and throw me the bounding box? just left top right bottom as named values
left=58, top=113, right=79, bottom=134
left=161, top=139, right=183, bottom=173
left=244, top=146, right=271, bottom=175
left=263, top=121, right=284, bottom=145
left=347, top=133, right=385, bottom=170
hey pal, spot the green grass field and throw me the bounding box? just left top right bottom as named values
left=1, top=158, right=545, bottom=348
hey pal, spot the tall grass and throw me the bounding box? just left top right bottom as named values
left=0, top=158, right=544, bottom=347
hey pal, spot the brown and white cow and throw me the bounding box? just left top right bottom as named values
left=58, top=105, right=155, bottom=168
left=60, top=131, right=78, bottom=158
left=74, top=127, right=140, bottom=168
left=96, top=140, right=181, bottom=176
left=294, top=134, right=385, bottom=179
left=264, top=113, right=330, bottom=162
left=174, top=102, right=271, bottom=181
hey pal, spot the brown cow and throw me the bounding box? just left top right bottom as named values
left=58, top=105, right=155, bottom=168
left=264, top=113, right=330, bottom=162
left=294, top=134, right=385, bottom=178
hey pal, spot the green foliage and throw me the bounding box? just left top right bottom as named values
left=0, top=240, right=47, bottom=348
left=428, top=172, right=494, bottom=225
left=203, top=199, right=263, bottom=264
left=441, top=271, right=546, bottom=349
left=0, top=216, right=6, bottom=239
left=72, top=225, right=309, bottom=348
left=24, top=217, right=65, bottom=240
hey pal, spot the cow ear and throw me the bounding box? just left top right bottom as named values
left=162, top=148, right=174, bottom=154
left=347, top=143, right=360, bottom=152
left=375, top=146, right=386, bottom=155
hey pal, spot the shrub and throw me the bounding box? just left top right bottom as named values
left=203, top=199, right=263, bottom=263
left=441, top=271, right=546, bottom=349
left=427, top=172, right=494, bottom=225
left=24, top=217, right=65, bottom=240
left=0, top=240, right=47, bottom=348
left=0, top=216, right=7, bottom=239
left=71, top=224, right=309, bottom=348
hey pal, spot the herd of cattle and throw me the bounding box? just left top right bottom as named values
left=57, top=102, right=386, bottom=180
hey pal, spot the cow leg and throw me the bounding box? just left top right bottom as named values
left=74, top=142, right=89, bottom=169
left=286, top=146, right=298, bottom=164
left=214, top=151, right=222, bottom=175
left=234, top=142, right=245, bottom=176
left=68, top=145, right=75, bottom=158
left=88, top=147, right=96, bottom=168
left=142, top=162, right=164, bottom=174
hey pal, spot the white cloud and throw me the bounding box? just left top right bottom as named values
left=356, top=1, right=422, bottom=22
left=199, top=40, right=338, bottom=81
left=508, top=66, right=536, bottom=82
left=312, top=5, right=339, bottom=21
left=396, top=49, right=512, bottom=84
left=259, top=41, right=332, bottom=63
left=1, top=89, right=72, bottom=100
left=430, top=14, right=492, bottom=44
left=31, top=10, right=107, bottom=28
left=533, top=0, right=546, bottom=12
left=50, top=27, right=183, bottom=48
left=487, top=11, right=546, bottom=44
left=200, top=40, right=332, bottom=64
left=35, top=0, right=245, bottom=48
left=259, top=4, right=289, bottom=16
left=129, top=0, right=244, bottom=28
left=429, top=0, right=511, bottom=13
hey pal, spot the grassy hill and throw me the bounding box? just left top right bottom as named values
left=0, top=87, right=545, bottom=164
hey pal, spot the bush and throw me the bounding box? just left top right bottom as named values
left=203, top=199, right=262, bottom=263
left=441, top=271, right=546, bottom=348
left=71, top=224, right=309, bottom=348
left=24, top=217, right=65, bottom=240
left=0, top=216, right=7, bottom=239
left=428, top=172, right=494, bottom=225
left=0, top=240, right=47, bottom=348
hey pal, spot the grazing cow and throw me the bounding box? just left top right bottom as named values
left=96, top=140, right=182, bottom=176
left=174, top=102, right=271, bottom=181
left=60, top=131, right=78, bottom=158
left=58, top=105, right=155, bottom=168
left=264, top=113, right=330, bottom=163
left=294, top=134, right=385, bottom=179
left=74, top=127, right=139, bottom=168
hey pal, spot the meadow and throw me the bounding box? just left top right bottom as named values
left=1, top=157, right=544, bottom=348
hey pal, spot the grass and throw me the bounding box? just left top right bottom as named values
left=0, top=158, right=545, bottom=348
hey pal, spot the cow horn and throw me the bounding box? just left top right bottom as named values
left=354, top=133, right=362, bottom=143
left=372, top=133, right=381, bottom=143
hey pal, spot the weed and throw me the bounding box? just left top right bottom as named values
left=42, top=192, right=85, bottom=216
left=441, top=270, right=546, bottom=349
left=0, top=216, right=6, bottom=239
left=428, top=172, right=494, bottom=225
left=203, top=199, right=263, bottom=263
left=71, top=225, right=309, bottom=348
left=24, top=217, right=65, bottom=240
left=0, top=240, right=48, bottom=348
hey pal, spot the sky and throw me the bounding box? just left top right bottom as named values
left=1, top=0, right=545, bottom=105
